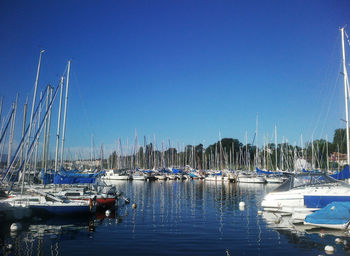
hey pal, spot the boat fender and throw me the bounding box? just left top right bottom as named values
left=239, top=202, right=245, bottom=207
left=335, top=238, right=343, bottom=244
left=10, top=223, right=22, bottom=232
left=324, top=245, right=335, bottom=253
left=105, top=210, right=111, bottom=217
left=132, top=203, right=137, bottom=209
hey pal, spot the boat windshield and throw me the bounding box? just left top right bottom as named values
left=273, top=173, right=344, bottom=192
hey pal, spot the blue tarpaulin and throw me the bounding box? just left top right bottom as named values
left=256, top=167, right=282, bottom=176
left=42, top=167, right=102, bottom=185
left=305, top=201, right=350, bottom=225
left=331, top=165, right=350, bottom=180
left=172, top=168, right=183, bottom=174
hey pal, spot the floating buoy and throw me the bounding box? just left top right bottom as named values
left=239, top=202, right=245, bottom=207
left=257, top=210, right=263, bottom=215
left=324, top=245, right=335, bottom=253
left=10, top=223, right=21, bottom=232
left=6, top=244, right=13, bottom=250
left=239, top=206, right=245, bottom=211
left=319, top=230, right=325, bottom=238
left=132, top=203, right=137, bottom=209
left=335, top=238, right=343, bottom=244
left=105, top=210, right=111, bottom=217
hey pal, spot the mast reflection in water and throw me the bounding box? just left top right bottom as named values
left=1, top=181, right=350, bottom=255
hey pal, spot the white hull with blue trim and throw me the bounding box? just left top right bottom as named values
left=261, top=173, right=350, bottom=214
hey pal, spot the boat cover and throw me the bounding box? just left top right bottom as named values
left=42, top=168, right=102, bottom=184
left=256, top=167, right=283, bottom=175
left=305, top=201, right=350, bottom=225
left=330, top=165, right=350, bottom=180
left=172, top=168, right=183, bottom=174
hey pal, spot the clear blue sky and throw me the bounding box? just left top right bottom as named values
left=0, top=0, right=349, bottom=157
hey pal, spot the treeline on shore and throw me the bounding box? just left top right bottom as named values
left=105, top=128, right=347, bottom=171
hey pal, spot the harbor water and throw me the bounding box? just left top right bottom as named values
left=1, top=180, right=349, bottom=255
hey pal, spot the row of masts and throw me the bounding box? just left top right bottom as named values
left=0, top=50, right=72, bottom=192
left=92, top=130, right=342, bottom=172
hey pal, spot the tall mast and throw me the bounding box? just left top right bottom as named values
left=60, top=60, right=71, bottom=167
left=7, top=95, right=18, bottom=167
left=24, top=50, right=44, bottom=175
left=54, top=77, right=64, bottom=172
left=255, top=113, right=259, bottom=168
left=42, top=86, right=50, bottom=169
left=44, top=87, right=53, bottom=171
left=341, top=27, right=350, bottom=166
left=20, top=96, right=28, bottom=164
left=28, top=50, right=45, bottom=146
left=311, top=135, right=314, bottom=170
left=326, top=134, right=329, bottom=173
left=275, top=125, right=278, bottom=170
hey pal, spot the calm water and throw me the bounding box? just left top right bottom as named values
left=1, top=180, right=350, bottom=255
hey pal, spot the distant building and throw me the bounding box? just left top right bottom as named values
left=331, top=152, right=347, bottom=166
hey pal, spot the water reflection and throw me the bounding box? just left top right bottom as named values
left=3, top=181, right=350, bottom=255
left=262, top=209, right=350, bottom=254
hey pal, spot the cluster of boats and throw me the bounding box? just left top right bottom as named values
left=261, top=168, right=350, bottom=231
left=101, top=167, right=288, bottom=184
left=0, top=171, right=129, bottom=221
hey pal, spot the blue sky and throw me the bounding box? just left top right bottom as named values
left=0, top=0, right=349, bottom=157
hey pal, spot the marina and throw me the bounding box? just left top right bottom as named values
left=1, top=1, right=350, bottom=255
left=1, top=180, right=350, bottom=256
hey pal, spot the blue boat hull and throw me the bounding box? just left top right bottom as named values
left=30, top=205, right=92, bottom=216
left=304, top=195, right=350, bottom=208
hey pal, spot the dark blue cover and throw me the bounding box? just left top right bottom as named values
left=330, top=165, right=350, bottom=180
left=172, top=168, right=183, bottom=174
left=256, top=167, right=282, bottom=175
left=50, top=167, right=102, bottom=184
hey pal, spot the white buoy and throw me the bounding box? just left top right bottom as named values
left=6, top=244, right=13, bottom=250
left=319, top=231, right=325, bottom=238
left=335, top=238, right=343, bottom=244
left=10, top=223, right=22, bottom=232
left=132, top=203, right=137, bottom=209
left=324, top=245, right=335, bottom=254
left=105, top=210, right=111, bottom=217
left=239, top=202, right=245, bottom=207
left=257, top=210, right=263, bottom=215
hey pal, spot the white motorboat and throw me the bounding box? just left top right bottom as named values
left=132, top=172, right=146, bottom=181
left=205, top=174, right=222, bottom=181
left=238, top=173, right=266, bottom=183
left=265, top=175, right=285, bottom=184
left=261, top=173, right=350, bottom=214
left=102, top=170, right=131, bottom=180
left=155, top=174, right=167, bottom=180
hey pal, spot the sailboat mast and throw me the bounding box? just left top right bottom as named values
left=275, top=125, right=278, bottom=170
left=60, top=60, right=71, bottom=167
left=255, top=113, right=259, bottom=168
left=20, top=96, right=28, bottom=164
left=54, top=77, right=64, bottom=172
left=341, top=27, right=350, bottom=166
